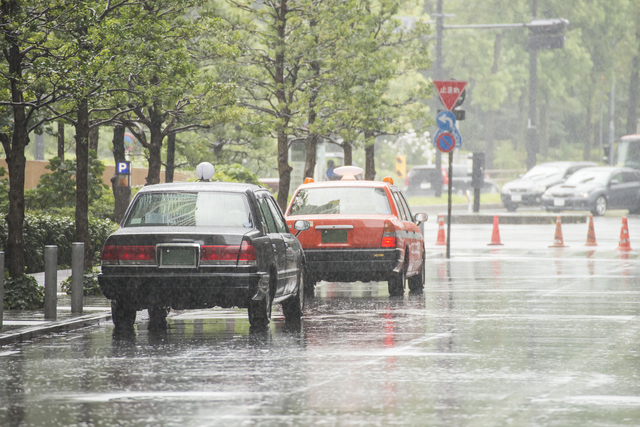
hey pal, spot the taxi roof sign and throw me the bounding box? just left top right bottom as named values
left=433, top=80, right=467, bottom=111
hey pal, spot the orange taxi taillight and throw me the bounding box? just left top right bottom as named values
left=381, top=221, right=396, bottom=248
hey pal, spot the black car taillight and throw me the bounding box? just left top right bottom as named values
left=101, top=244, right=118, bottom=265
left=201, top=245, right=240, bottom=263
left=237, top=240, right=257, bottom=266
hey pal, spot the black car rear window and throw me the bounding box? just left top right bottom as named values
left=288, top=187, right=391, bottom=215
left=124, top=192, right=252, bottom=227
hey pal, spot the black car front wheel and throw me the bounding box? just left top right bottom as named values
left=282, top=271, right=304, bottom=322
left=593, top=196, right=607, bottom=216
left=148, top=307, right=170, bottom=330
left=111, top=300, right=136, bottom=330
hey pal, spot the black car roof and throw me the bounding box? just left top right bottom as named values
left=135, top=181, right=264, bottom=194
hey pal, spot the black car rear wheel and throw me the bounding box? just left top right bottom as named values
left=282, top=271, right=304, bottom=322
left=111, top=300, right=136, bottom=330
left=505, top=203, right=518, bottom=212
left=248, top=288, right=272, bottom=331
left=408, top=256, right=425, bottom=293
left=388, top=263, right=406, bottom=297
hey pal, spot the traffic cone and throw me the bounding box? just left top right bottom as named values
left=487, top=215, right=503, bottom=246
left=435, top=214, right=446, bottom=246
left=617, top=216, right=632, bottom=251
left=585, top=214, right=597, bottom=246
left=549, top=216, right=567, bottom=248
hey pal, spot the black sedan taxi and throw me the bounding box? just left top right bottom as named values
left=541, top=166, right=640, bottom=216
left=98, top=178, right=309, bottom=331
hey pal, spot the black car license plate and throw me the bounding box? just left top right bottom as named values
left=160, top=247, right=197, bottom=267
left=321, top=229, right=347, bottom=243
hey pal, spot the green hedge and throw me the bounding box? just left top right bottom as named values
left=0, top=213, right=117, bottom=273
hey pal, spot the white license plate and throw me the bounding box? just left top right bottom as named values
left=554, top=198, right=565, bottom=207
left=420, top=182, right=432, bottom=189
left=511, top=194, right=522, bottom=202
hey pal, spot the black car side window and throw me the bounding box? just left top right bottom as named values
left=257, top=197, right=277, bottom=234
left=266, top=197, right=288, bottom=233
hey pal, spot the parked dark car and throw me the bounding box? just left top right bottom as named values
left=404, top=164, right=498, bottom=197
left=501, top=161, right=597, bottom=211
left=541, top=167, right=640, bottom=216
left=98, top=181, right=309, bottom=331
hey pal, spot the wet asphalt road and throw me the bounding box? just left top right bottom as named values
left=0, top=216, right=639, bottom=426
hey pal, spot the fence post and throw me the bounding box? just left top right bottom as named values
left=44, top=245, right=57, bottom=320
left=71, top=242, right=84, bottom=314
left=0, top=251, right=4, bottom=330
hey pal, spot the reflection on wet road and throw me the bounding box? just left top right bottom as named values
left=1, top=248, right=639, bottom=426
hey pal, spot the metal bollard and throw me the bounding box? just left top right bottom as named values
left=0, top=251, right=4, bottom=330
left=44, top=245, right=58, bottom=320
left=71, top=242, right=84, bottom=314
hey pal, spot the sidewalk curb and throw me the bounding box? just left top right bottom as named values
left=0, top=312, right=111, bottom=347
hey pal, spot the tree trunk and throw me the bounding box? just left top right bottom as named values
left=145, top=107, right=165, bottom=185
left=57, top=121, right=65, bottom=161
left=111, top=124, right=130, bottom=223
left=166, top=133, right=175, bottom=183
left=4, top=34, right=28, bottom=278
left=539, top=94, right=549, bottom=159
left=304, top=133, right=317, bottom=179
left=75, top=98, right=93, bottom=269
left=364, top=131, right=376, bottom=180
left=276, top=128, right=292, bottom=211
left=343, top=141, right=353, bottom=166
left=583, top=92, right=593, bottom=161
left=485, top=110, right=495, bottom=169
left=88, top=125, right=99, bottom=155
left=275, top=0, right=291, bottom=211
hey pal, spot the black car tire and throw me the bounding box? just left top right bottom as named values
left=248, top=288, right=272, bottom=330
left=148, top=307, right=170, bottom=330
left=282, top=272, right=304, bottom=322
left=111, top=300, right=136, bottom=330
left=505, top=203, right=518, bottom=212
left=303, top=270, right=316, bottom=299
left=388, top=263, right=406, bottom=297
left=408, top=256, right=425, bottom=293
left=593, top=196, right=607, bottom=216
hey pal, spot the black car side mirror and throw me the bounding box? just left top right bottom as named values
left=293, top=220, right=311, bottom=237
left=414, top=212, right=428, bottom=225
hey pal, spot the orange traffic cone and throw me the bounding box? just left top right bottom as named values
left=487, top=215, right=503, bottom=246
left=617, top=216, right=632, bottom=251
left=585, top=214, right=597, bottom=246
left=435, top=214, right=446, bottom=246
left=549, top=216, right=567, bottom=248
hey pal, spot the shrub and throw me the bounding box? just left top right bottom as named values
left=60, top=267, right=102, bottom=296
left=3, top=273, right=44, bottom=310
left=0, top=213, right=117, bottom=273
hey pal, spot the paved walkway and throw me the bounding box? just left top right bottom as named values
left=0, top=269, right=111, bottom=346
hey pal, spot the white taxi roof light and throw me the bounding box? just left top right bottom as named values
left=334, top=165, right=364, bottom=181
left=196, top=162, right=216, bottom=181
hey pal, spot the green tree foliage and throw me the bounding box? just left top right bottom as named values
left=212, top=163, right=260, bottom=185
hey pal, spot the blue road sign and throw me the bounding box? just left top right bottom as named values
left=452, top=127, right=462, bottom=147
left=436, top=110, right=456, bottom=132
left=116, top=161, right=130, bottom=174
left=435, top=131, right=455, bottom=153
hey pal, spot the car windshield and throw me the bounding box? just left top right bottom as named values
left=288, top=187, right=391, bottom=215
left=522, top=165, right=562, bottom=180
left=563, top=169, right=611, bottom=186
left=124, top=191, right=252, bottom=227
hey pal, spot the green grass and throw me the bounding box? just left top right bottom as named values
left=408, top=192, right=502, bottom=205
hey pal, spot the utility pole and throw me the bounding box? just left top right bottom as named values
left=527, top=0, right=538, bottom=170
left=434, top=0, right=444, bottom=197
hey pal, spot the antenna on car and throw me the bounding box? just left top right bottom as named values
left=196, top=162, right=216, bottom=182
left=333, top=165, right=364, bottom=181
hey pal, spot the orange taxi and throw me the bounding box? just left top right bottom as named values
left=285, top=166, right=428, bottom=297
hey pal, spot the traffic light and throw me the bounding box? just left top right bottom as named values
left=395, top=155, right=406, bottom=180
left=528, top=19, right=569, bottom=50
